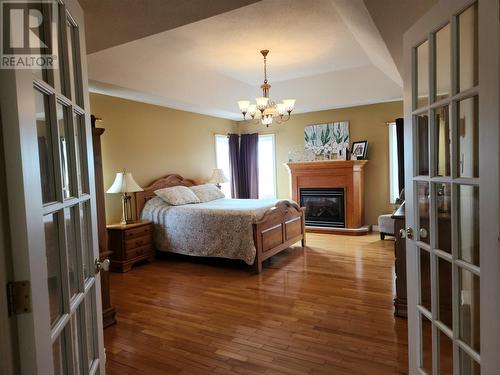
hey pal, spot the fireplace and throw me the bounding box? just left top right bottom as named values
left=300, top=188, right=345, bottom=228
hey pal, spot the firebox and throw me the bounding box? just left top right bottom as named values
left=300, top=188, right=345, bottom=228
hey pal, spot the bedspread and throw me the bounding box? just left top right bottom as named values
left=140, top=197, right=278, bottom=264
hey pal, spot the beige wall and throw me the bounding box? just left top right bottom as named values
left=238, top=101, right=403, bottom=225
left=90, top=93, right=237, bottom=224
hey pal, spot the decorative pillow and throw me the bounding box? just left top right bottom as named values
left=154, top=186, right=200, bottom=206
left=189, top=184, right=225, bottom=203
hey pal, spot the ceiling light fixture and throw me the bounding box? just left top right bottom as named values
left=237, top=50, right=295, bottom=127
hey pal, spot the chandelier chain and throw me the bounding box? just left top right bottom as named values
left=263, top=54, right=267, bottom=83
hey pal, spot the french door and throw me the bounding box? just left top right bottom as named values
left=403, top=0, right=499, bottom=374
left=0, top=0, right=105, bottom=374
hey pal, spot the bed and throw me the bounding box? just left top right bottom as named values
left=136, top=174, right=306, bottom=273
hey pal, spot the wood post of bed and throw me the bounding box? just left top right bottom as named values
left=252, top=201, right=306, bottom=274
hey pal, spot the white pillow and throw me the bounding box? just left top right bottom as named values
left=189, top=184, right=225, bottom=203
left=154, top=186, right=200, bottom=206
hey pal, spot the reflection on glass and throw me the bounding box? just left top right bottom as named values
left=458, top=97, right=479, bottom=178
left=73, top=114, right=88, bottom=194
left=420, top=249, right=431, bottom=312
left=458, top=185, right=479, bottom=266
left=459, top=348, right=480, bottom=374
left=439, top=329, right=453, bottom=375
left=416, top=40, right=429, bottom=109
left=420, top=313, right=433, bottom=373
left=459, top=268, right=480, bottom=353
left=438, top=258, right=452, bottom=329
left=458, top=4, right=478, bottom=92
left=436, top=106, right=450, bottom=177
left=71, top=311, right=82, bottom=373
left=84, top=291, right=97, bottom=367
left=435, top=24, right=451, bottom=100
left=45, top=214, right=63, bottom=326
left=81, top=202, right=91, bottom=280
left=35, top=90, right=56, bottom=203
left=53, top=334, right=66, bottom=375
left=436, top=183, right=451, bottom=253
left=57, top=103, right=73, bottom=199
left=65, top=206, right=79, bottom=297
left=417, top=182, right=430, bottom=244
left=417, top=115, right=429, bottom=176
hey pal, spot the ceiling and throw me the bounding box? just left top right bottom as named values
left=85, top=0, right=437, bottom=120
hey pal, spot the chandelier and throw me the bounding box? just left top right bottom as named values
left=237, top=50, right=296, bottom=127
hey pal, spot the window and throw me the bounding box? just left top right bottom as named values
left=214, top=135, right=232, bottom=198
left=214, top=134, right=277, bottom=199
left=258, top=134, right=277, bottom=199
left=388, top=122, right=400, bottom=203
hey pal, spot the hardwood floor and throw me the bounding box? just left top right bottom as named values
left=104, top=233, right=408, bottom=375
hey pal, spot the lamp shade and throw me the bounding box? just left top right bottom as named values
left=106, top=172, right=143, bottom=194
left=208, top=169, right=228, bottom=184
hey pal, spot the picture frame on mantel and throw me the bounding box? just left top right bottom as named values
left=351, top=140, right=368, bottom=160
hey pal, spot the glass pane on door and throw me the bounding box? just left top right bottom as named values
left=458, top=185, right=479, bottom=266
left=437, top=257, right=452, bottom=329
left=458, top=4, right=478, bottom=92
left=64, top=206, right=79, bottom=297
left=419, top=248, right=432, bottom=312
left=417, top=115, right=429, bottom=176
left=457, top=97, right=479, bottom=178
left=84, top=288, right=97, bottom=368
left=417, top=182, right=430, bottom=244
left=53, top=333, right=68, bottom=375
left=439, top=329, right=453, bottom=374
left=44, top=213, right=63, bottom=326
left=56, top=103, right=75, bottom=199
left=35, top=89, right=56, bottom=204
left=458, top=268, right=480, bottom=353
left=416, top=40, right=429, bottom=109
left=420, top=313, right=433, bottom=373
left=435, top=24, right=451, bottom=100
left=435, top=183, right=451, bottom=253
left=435, top=106, right=450, bottom=177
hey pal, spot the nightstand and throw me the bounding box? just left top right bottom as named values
left=107, top=221, right=154, bottom=272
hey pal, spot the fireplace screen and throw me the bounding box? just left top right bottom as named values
left=300, top=188, right=345, bottom=228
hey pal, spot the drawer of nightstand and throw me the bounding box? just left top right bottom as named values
left=126, top=244, right=152, bottom=260
left=124, top=225, right=152, bottom=240
left=125, top=235, right=151, bottom=250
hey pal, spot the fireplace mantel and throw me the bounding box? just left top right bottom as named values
left=286, top=160, right=369, bottom=235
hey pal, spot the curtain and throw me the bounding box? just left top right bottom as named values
left=395, top=118, right=405, bottom=194
left=228, top=133, right=240, bottom=198
left=238, top=133, right=259, bottom=199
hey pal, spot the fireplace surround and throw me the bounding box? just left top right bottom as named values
left=286, top=160, right=368, bottom=235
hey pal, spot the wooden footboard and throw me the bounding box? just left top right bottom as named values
left=252, top=201, right=306, bottom=274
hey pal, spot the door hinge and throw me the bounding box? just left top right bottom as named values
left=6, top=281, right=31, bottom=317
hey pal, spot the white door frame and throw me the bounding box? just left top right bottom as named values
left=0, top=0, right=105, bottom=373
left=403, top=0, right=499, bottom=373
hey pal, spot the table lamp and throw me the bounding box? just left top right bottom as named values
left=106, top=170, right=143, bottom=225
left=208, top=168, right=228, bottom=189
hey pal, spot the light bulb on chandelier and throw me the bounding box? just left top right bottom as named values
left=237, top=50, right=296, bottom=127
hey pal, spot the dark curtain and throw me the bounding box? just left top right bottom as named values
left=228, top=134, right=240, bottom=198
left=238, top=133, right=259, bottom=199
left=395, top=118, right=405, bottom=194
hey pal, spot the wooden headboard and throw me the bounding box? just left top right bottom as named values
left=135, top=174, right=197, bottom=215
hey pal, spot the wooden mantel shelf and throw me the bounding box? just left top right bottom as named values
left=287, top=159, right=369, bottom=235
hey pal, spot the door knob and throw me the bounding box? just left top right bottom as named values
left=419, top=228, right=428, bottom=239
left=406, top=227, right=414, bottom=239
left=399, top=228, right=406, bottom=238
left=95, top=258, right=110, bottom=274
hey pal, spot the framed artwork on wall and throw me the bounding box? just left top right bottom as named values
left=304, top=121, right=349, bottom=159
left=351, top=140, right=368, bottom=159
